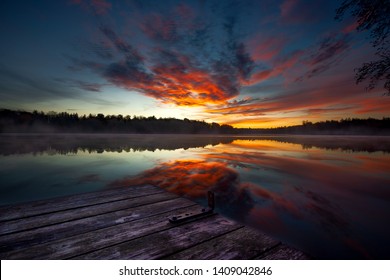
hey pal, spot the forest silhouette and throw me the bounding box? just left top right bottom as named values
left=1, top=109, right=389, bottom=135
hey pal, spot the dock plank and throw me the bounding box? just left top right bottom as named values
left=0, top=197, right=196, bottom=253
left=0, top=185, right=309, bottom=260
left=0, top=184, right=163, bottom=222
left=0, top=205, right=205, bottom=259
left=74, top=214, right=243, bottom=260
left=257, top=244, right=311, bottom=260
left=0, top=191, right=177, bottom=235
left=164, top=227, right=280, bottom=260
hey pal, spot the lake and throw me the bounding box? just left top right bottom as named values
left=0, top=134, right=389, bottom=259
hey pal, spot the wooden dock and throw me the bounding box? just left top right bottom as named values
left=0, top=185, right=309, bottom=260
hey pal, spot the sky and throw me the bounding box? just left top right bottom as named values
left=0, top=0, right=389, bottom=128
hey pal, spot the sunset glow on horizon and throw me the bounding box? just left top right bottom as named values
left=0, top=0, right=389, bottom=128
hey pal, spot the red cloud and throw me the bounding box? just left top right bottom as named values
left=98, top=23, right=249, bottom=106
left=149, top=65, right=234, bottom=105
left=242, top=50, right=303, bottom=86
left=248, top=36, right=286, bottom=62
left=342, top=21, right=359, bottom=34
left=246, top=70, right=273, bottom=84
left=69, top=0, right=386, bottom=122
left=105, top=60, right=237, bottom=106
left=207, top=63, right=390, bottom=123
left=355, top=100, right=390, bottom=115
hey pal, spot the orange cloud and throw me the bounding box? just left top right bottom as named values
left=149, top=66, right=233, bottom=106
left=69, top=0, right=387, bottom=127
left=97, top=25, right=250, bottom=106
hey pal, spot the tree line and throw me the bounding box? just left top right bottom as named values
left=0, top=109, right=389, bottom=135
left=0, top=109, right=235, bottom=134
left=239, top=118, right=390, bottom=135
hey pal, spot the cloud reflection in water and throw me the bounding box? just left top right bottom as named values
left=109, top=138, right=390, bottom=259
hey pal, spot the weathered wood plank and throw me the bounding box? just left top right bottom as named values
left=1, top=204, right=205, bottom=259
left=0, top=191, right=178, bottom=235
left=74, top=214, right=243, bottom=260
left=0, top=185, right=163, bottom=222
left=164, top=227, right=280, bottom=260
left=256, top=244, right=310, bottom=260
left=0, top=183, right=309, bottom=260
left=0, top=197, right=196, bottom=253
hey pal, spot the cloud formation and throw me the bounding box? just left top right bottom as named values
left=55, top=78, right=106, bottom=92
left=62, top=0, right=388, bottom=125
left=69, top=10, right=257, bottom=106
left=303, top=34, right=351, bottom=79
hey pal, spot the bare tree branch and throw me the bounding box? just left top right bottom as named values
left=336, top=0, right=390, bottom=95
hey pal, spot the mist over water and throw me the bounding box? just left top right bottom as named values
left=0, top=134, right=389, bottom=259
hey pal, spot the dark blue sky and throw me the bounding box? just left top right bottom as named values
left=0, top=0, right=388, bottom=127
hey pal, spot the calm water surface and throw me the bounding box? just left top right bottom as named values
left=0, top=134, right=389, bottom=259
